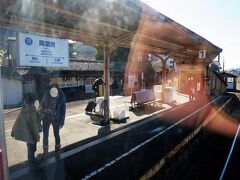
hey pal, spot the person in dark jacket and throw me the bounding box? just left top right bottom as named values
left=92, top=78, right=104, bottom=97
left=11, top=95, right=41, bottom=166
left=40, top=84, right=66, bottom=158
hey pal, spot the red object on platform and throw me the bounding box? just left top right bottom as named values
left=0, top=149, right=4, bottom=180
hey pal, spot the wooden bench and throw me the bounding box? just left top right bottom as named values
left=130, top=89, right=162, bottom=108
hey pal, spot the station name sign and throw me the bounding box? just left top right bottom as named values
left=18, top=32, right=69, bottom=67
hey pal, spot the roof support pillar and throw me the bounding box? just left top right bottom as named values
left=155, top=54, right=170, bottom=85
left=103, top=45, right=111, bottom=125
left=154, top=54, right=171, bottom=102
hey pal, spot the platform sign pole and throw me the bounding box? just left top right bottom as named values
left=0, top=88, right=9, bottom=180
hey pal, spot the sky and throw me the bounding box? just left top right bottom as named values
left=140, top=0, right=240, bottom=70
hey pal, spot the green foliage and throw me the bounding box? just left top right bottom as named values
left=95, top=47, right=103, bottom=61
left=95, top=47, right=130, bottom=62
left=110, top=47, right=129, bottom=62
left=74, top=42, right=97, bottom=59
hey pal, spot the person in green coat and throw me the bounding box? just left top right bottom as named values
left=11, top=95, right=41, bottom=166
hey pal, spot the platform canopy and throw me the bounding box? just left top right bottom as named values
left=0, top=0, right=222, bottom=61
left=0, top=0, right=223, bottom=123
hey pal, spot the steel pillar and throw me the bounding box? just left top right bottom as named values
left=0, top=88, right=9, bottom=180
left=103, top=46, right=111, bottom=125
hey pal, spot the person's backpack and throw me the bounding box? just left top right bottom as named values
left=85, top=99, right=96, bottom=112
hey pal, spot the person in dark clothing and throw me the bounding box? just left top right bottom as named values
left=92, top=78, right=104, bottom=97
left=11, top=95, right=41, bottom=166
left=40, top=84, right=66, bottom=159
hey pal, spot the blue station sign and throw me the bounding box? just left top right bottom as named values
left=18, top=32, right=69, bottom=67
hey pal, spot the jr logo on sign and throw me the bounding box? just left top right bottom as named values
left=25, top=37, right=33, bottom=45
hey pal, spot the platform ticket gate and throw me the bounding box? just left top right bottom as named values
left=0, top=89, right=8, bottom=180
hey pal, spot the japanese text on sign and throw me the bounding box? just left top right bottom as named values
left=18, top=32, right=69, bottom=67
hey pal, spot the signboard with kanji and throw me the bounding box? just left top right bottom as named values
left=18, top=32, right=69, bottom=67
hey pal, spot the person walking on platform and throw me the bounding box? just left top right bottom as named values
left=11, top=95, right=41, bottom=166
left=188, top=77, right=195, bottom=101
left=40, top=84, right=66, bottom=159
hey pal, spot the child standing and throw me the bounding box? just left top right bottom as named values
left=11, top=95, right=41, bottom=166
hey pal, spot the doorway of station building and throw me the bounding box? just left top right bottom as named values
left=180, top=73, right=204, bottom=95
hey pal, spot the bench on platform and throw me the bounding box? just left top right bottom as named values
left=130, top=89, right=162, bottom=109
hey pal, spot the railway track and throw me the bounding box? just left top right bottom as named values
left=153, top=93, right=240, bottom=180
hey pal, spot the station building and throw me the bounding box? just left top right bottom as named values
left=220, top=72, right=237, bottom=91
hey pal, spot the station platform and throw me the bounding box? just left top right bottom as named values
left=4, top=91, right=190, bottom=167
left=6, top=92, right=240, bottom=180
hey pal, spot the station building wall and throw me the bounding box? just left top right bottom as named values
left=0, top=77, right=22, bottom=107
left=209, top=71, right=227, bottom=96
left=177, top=63, right=205, bottom=94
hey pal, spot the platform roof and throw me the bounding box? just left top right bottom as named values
left=0, top=0, right=222, bottom=61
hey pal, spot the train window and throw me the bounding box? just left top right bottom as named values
left=0, top=1, right=235, bottom=180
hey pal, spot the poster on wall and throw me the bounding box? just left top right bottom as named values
left=18, top=32, right=69, bottom=67
left=128, top=75, right=135, bottom=88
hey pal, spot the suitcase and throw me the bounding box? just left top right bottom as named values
left=85, top=100, right=96, bottom=112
